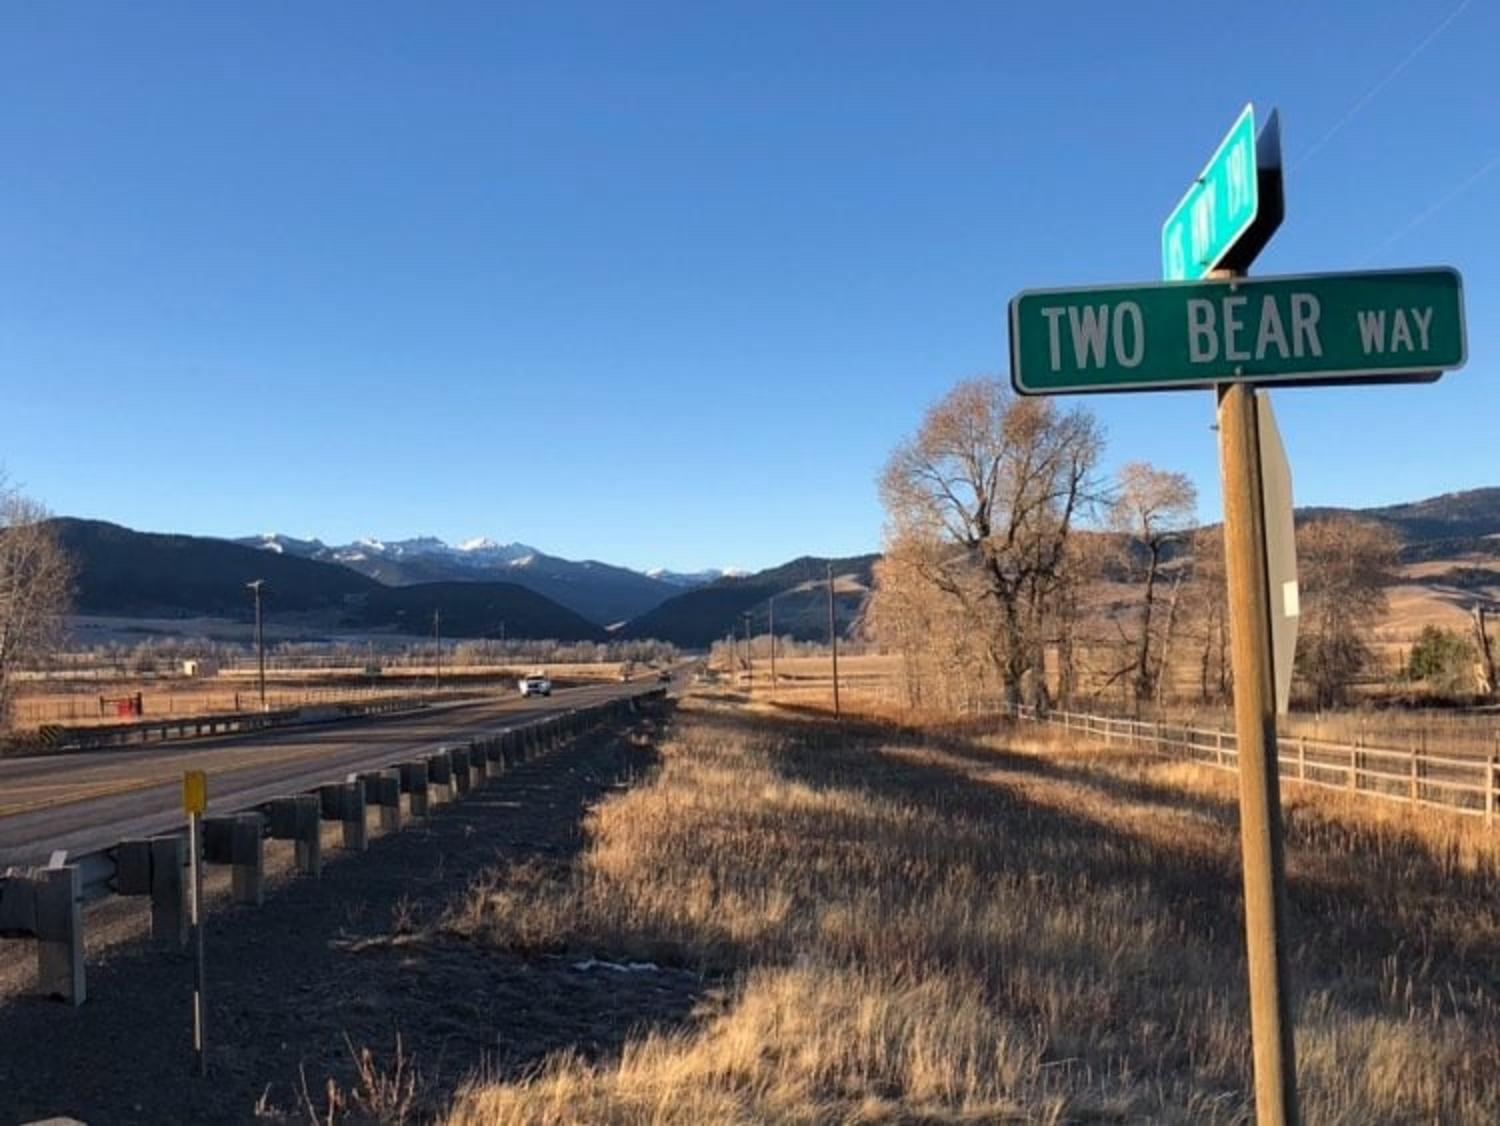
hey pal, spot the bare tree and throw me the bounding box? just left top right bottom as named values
left=1108, top=462, right=1197, bottom=707
left=1186, top=527, right=1231, bottom=704
left=878, top=378, right=1102, bottom=707
left=0, top=482, right=74, bottom=729
left=1295, top=517, right=1400, bottom=709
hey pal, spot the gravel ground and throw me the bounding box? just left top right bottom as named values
left=0, top=717, right=702, bottom=1125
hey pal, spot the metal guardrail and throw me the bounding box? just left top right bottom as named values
left=1005, top=703, right=1500, bottom=824
left=33, top=695, right=433, bottom=752
left=0, top=687, right=670, bottom=1003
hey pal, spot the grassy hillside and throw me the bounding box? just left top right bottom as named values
left=48, top=519, right=606, bottom=640
left=347, top=581, right=607, bottom=642
left=620, top=554, right=878, bottom=646
left=52, top=518, right=378, bottom=616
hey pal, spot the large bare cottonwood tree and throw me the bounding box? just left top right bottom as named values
left=877, top=378, right=1102, bottom=707
left=0, top=482, right=73, bottom=729
left=1109, top=462, right=1197, bottom=706
left=1295, top=516, right=1399, bottom=708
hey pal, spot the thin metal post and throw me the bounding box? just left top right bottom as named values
left=189, top=809, right=206, bottom=1076
left=769, top=595, right=777, bottom=700
left=1218, top=378, right=1298, bottom=1125
left=248, top=579, right=266, bottom=711
left=827, top=562, right=841, bottom=719
left=743, top=612, right=753, bottom=692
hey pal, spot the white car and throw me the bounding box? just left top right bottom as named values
left=519, top=673, right=552, bottom=698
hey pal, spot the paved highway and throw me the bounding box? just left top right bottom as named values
left=0, top=678, right=662, bottom=867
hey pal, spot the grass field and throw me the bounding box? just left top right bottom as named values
left=434, top=696, right=1500, bottom=1123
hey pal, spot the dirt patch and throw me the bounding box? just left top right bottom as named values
left=0, top=719, right=703, bottom=1125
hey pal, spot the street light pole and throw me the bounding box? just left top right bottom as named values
left=433, top=610, right=442, bottom=693
left=246, top=580, right=266, bottom=711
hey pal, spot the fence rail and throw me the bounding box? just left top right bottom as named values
left=1008, top=704, right=1500, bottom=825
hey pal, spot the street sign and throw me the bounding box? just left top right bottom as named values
left=183, top=770, right=207, bottom=815
left=1162, top=105, right=1284, bottom=281
left=1256, top=392, right=1298, bottom=716
left=1010, top=267, right=1465, bottom=395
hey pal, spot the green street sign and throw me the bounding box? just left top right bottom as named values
left=1162, top=104, right=1282, bottom=281
left=1009, top=267, right=1465, bottom=395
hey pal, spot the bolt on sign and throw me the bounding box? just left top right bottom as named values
left=1009, top=267, right=1465, bottom=395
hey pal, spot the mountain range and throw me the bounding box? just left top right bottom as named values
left=41, top=488, right=1500, bottom=648
left=235, top=533, right=735, bottom=627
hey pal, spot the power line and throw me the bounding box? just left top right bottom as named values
left=1294, top=0, right=1474, bottom=171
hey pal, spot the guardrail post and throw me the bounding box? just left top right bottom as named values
left=146, top=836, right=188, bottom=947
left=321, top=781, right=367, bottom=852
left=1487, top=755, right=1497, bottom=826
left=270, top=796, right=322, bottom=877
left=1409, top=745, right=1420, bottom=805
left=37, top=865, right=85, bottom=1005
left=427, top=750, right=454, bottom=803
left=399, top=761, right=430, bottom=817
left=451, top=746, right=472, bottom=794
left=204, top=814, right=264, bottom=905
left=1298, top=737, right=1307, bottom=782
left=1348, top=740, right=1359, bottom=792
left=362, top=769, right=402, bottom=831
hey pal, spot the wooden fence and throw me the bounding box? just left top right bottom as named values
left=1008, top=704, right=1500, bottom=825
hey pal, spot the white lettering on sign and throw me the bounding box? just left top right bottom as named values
left=1113, top=302, right=1144, bottom=367
left=1357, top=306, right=1435, bottom=355
left=1223, top=294, right=1250, bottom=362
left=1412, top=306, right=1433, bottom=350
left=1227, top=141, right=1251, bottom=218
left=1068, top=305, right=1109, bottom=368
left=1042, top=307, right=1067, bottom=369
left=1188, top=298, right=1218, bottom=362
left=1041, top=303, right=1148, bottom=372
left=1186, top=294, right=1324, bottom=366
left=1165, top=225, right=1186, bottom=280
left=1254, top=297, right=1289, bottom=360
left=1290, top=294, right=1323, bottom=358
left=1191, top=183, right=1216, bottom=266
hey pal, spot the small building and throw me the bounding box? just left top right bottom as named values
left=181, top=658, right=219, bottom=678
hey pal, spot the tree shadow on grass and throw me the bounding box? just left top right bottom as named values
left=688, top=705, right=1500, bottom=1047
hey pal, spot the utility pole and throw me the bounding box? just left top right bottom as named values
left=246, top=580, right=266, bottom=711
left=768, top=594, right=777, bottom=700
left=433, top=610, right=442, bottom=693
left=827, top=562, right=841, bottom=719
left=1218, top=366, right=1298, bottom=1125
left=742, top=611, right=753, bottom=692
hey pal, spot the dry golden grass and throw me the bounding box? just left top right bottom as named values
left=441, top=699, right=1500, bottom=1123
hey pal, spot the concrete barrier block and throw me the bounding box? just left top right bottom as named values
left=36, top=865, right=84, bottom=1005
left=451, top=746, right=471, bottom=793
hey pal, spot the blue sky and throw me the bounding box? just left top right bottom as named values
left=2, top=1, right=1494, bottom=572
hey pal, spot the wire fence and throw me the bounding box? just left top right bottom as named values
left=1007, top=703, right=1500, bottom=825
